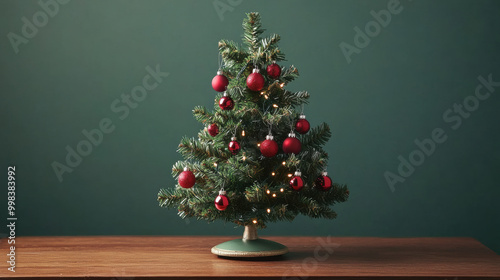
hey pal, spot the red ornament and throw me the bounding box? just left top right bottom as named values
left=266, top=62, right=281, bottom=79
left=282, top=132, right=301, bottom=155
left=295, top=114, right=310, bottom=134
left=212, top=70, right=229, bottom=92
left=215, top=190, right=229, bottom=211
left=246, top=68, right=265, bottom=91
left=178, top=167, right=195, bottom=189
left=228, top=137, right=241, bottom=155
left=315, top=171, right=333, bottom=191
left=207, top=123, right=219, bottom=137
left=260, top=134, right=279, bottom=158
left=290, top=171, right=304, bottom=191
left=219, top=92, right=234, bottom=110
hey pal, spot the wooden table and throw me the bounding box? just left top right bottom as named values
left=1, top=236, right=499, bottom=279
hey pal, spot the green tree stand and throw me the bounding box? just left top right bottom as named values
left=211, top=225, right=288, bottom=257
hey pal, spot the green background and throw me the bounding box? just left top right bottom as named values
left=1, top=0, right=499, bottom=254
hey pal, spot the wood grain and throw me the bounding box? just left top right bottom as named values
left=1, top=236, right=499, bottom=279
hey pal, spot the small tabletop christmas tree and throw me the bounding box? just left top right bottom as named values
left=158, top=12, right=349, bottom=257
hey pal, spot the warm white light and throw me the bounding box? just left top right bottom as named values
left=282, top=161, right=286, bottom=165
left=266, top=190, right=271, bottom=194
left=252, top=219, right=258, bottom=224
left=242, top=156, right=246, bottom=161
left=280, top=83, right=285, bottom=88
left=271, top=172, right=276, bottom=176
left=273, top=104, right=278, bottom=108
left=280, top=188, right=284, bottom=192
left=287, top=173, right=293, bottom=177
left=241, top=130, right=245, bottom=136
left=267, top=209, right=271, bottom=213
left=260, top=91, right=265, bottom=95
left=214, top=163, right=218, bottom=167
left=264, top=95, right=269, bottom=99
left=257, top=143, right=261, bottom=147
left=272, top=193, right=277, bottom=198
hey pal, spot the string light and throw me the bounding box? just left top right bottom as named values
left=282, top=161, right=286, bottom=165
left=271, top=172, right=276, bottom=176
left=252, top=219, right=258, bottom=224
left=214, top=163, right=218, bottom=167
left=260, top=91, right=265, bottom=95
left=287, top=173, right=293, bottom=177
left=242, top=156, right=246, bottom=161
left=267, top=208, right=271, bottom=213
left=266, top=190, right=271, bottom=194
left=241, top=130, right=245, bottom=136
left=280, top=83, right=285, bottom=88
left=257, top=143, right=261, bottom=147
left=280, top=188, right=284, bottom=192
left=264, top=95, right=269, bottom=99
left=272, top=104, right=279, bottom=108
left=272, top=193, right=277, bottom=198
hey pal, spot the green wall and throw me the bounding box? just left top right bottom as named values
left=1, top=0, right=499, bottom=253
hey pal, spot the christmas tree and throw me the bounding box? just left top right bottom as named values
left=158, top=12, right=349, bottom=256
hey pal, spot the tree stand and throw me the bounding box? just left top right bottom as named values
left=211, top=225, right=288, bottom=257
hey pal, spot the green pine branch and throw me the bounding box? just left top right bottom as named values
left=242, top=12, right=265, bottom=53
left=260, top=34, right=285, bottom=62
left=281, top=65, right=299, bottom=83
left=177, top=136, right=230, bottom=161
left=192, top=106, right=214, bottom=124
left=301, top=122, right=331, bottom=150
left=219, top=39, right=248, bottom=66
left=283, top=90, right=310, bottom=106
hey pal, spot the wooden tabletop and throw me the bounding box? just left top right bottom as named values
left=1, top=236, right=499, bottom=279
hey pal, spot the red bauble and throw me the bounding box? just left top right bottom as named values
left=295, top=114, right=310, bottom=134
left=228, top=137, right=240, bottom=155
left=214, top=190, right=229, bottom=211
left=282, top=133, right=301, bottom=155
left=315, top=171, right=333, bottom=191
left=246, top=68, right=265, bottom=91
left=178, top=167, right=195, bottom=189
left=207, top=123, right=219, bottom=137
left=260, top=134, right=279, bottom=158
left=266, top=62, right=281, bottom=79
left=290, top=171, right=304, bottom=191
left=219, top=92, right=234, bottom=110
left=212, top=70, right=229, bottom=92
